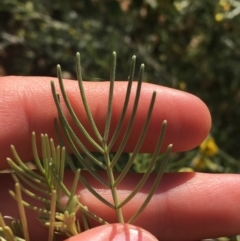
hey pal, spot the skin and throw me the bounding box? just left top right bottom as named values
left=0, top=76, right=239, bottom=241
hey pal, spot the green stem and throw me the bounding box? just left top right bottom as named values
left=104, top=151, right=124, bottom=223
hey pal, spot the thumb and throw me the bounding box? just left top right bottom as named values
left=63, top=223, right=158, bottom=241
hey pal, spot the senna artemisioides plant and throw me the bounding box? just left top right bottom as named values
left=0, top=52, right=172, bottom=241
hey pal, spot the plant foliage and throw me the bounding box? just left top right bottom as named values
left=0, top=52, right=172, bottom=240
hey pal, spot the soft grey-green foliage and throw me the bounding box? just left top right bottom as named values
left=0, top=52, right=172, bottom=240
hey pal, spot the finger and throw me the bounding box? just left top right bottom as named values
left=63, top=224, right=158, bottom=241
left=0, top=76, right=211, bottom=169
left=1, top=172, right=239, bottom=240
left=69, top=172, right=240, bottom=240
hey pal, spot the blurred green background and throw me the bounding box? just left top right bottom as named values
left=1, top=0, right=240, bottom=174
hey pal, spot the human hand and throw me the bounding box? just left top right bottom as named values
left=0, top=76, right=238, bottom=241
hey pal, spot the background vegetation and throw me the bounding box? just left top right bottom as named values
left=1, top=0, right=240, bottom=172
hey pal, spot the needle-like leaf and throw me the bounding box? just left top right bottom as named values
left=76, top=52, right=103, bottom=143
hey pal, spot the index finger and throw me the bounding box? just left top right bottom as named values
left=0, top=76, right=211, bottom=169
